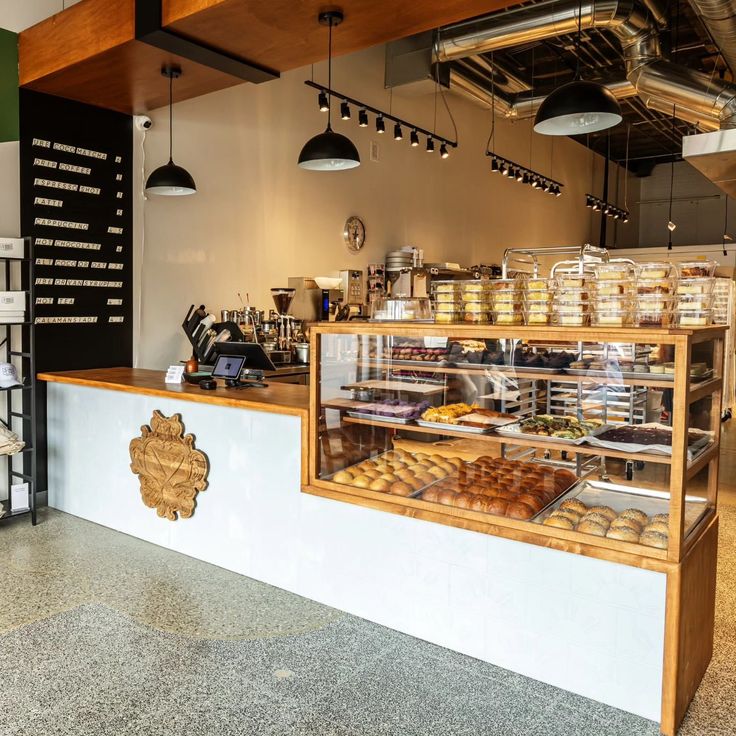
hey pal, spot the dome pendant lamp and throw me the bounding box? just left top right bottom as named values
left=145, top=65, right=196, bottom=196
left=298, top=10, right=360, bottom=171
left=534, top=0, right=622, bottom=136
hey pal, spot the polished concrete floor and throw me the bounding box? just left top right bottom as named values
left=3, top=428, right=736, bottom=735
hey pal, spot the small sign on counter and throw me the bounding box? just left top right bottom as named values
left=165, top=365, right=185, bottom=384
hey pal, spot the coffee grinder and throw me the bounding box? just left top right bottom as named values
left=270, top=288, right=297, bottom=363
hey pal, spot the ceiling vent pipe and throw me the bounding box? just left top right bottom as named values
left=687, top=0, right=736, bottom=77
left=435, top=0, right=736, bottom=130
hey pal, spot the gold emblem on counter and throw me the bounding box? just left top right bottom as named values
left=129, top=411, right=209, bottom=520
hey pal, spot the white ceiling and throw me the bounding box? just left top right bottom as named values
left=0, top=0, right=80, bottom=33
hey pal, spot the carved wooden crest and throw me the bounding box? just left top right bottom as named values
left=129, top=411, right=209, bottom=520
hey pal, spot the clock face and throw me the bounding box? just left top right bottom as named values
left=344, top=216, right=366, bottom=252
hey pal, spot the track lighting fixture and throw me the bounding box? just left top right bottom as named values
left=376, top=115, right=385, bottom=134
left=440, top=143, right=449, bottom=159
left=531, top=177, right=539, bottom=189
left=410, top=129, right=419, bottom=147
left=426, top=137, right=435, bottom=153
left=318, top=91, right=329, bottom=112
left=491, top=158, right=499, bottom=172
left=522, top=172, right=530, bottom=184
left=585, top=194, right=629, bottom=221
left=394, top=122, right=403, bottom=141
left=501, top=163, right=509, bottom=176
left=358, top=108, right=368, bottom=127
left=146, top=65, right=196, bottom=196
left=340, top=101, right=351, bottom=120
left=298, top=10, right=360, bottom=171
left=485, top=152, right=563, bottom=196
left=515, top=168, right=524, bottom=182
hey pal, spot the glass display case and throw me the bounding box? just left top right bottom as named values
left=308, top=322, right=726, bottom=564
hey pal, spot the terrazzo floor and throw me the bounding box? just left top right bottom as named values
left=0, top=506, right=734, bottom=735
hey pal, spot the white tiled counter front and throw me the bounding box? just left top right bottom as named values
left=46, top=381, right=665, bottom=722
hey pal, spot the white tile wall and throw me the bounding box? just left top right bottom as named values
left=47, top=382, right=667, bottom=722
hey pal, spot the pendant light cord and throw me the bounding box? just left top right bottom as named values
left=485, top=53, right=496, bottom=153
left=575, top=0, right=583, bottom=80
left=327, top=19, right=333, bottom=130
left=168, top=71, right=174, bottom=162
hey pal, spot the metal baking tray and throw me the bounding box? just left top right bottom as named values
left=564, top=367, right=713, bottom=382
left=414, top=419, right=495, bottom=434
left=494, top=421, right=611, bottom=445
left=346, top=411, right=417, bottom=424
left=534, top=479, right=708, bottom=530
left=582, top=424, right=713, bottom=459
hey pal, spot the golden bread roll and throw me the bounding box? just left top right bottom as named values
left=606, top=527, right=640, bottom=543
left=639, top=531, right=668, bottom=549
left=589, top=506, right=617, bottom=522
left=369, top=479, right=390, bottom=492
left=507, top=501, right=535, bottom=520
left=438, top=489, right=459, bottom=505
left=620, top=508, right=649, bottom=526
left=333, top=470, right=354, bottom=484
left=651, top=514, right=669, bottom=525
left=390, top=481, right=413, bottom=496
left=351, top=475, right=372, bottom=488
left=421, top=487, right=440, bottom=503
left=363, top=470, right=381, bottom=480
left=488, top=498, right=510, bottom=516
left=610, top=517, right=642, bottom=533
left=455, top=493, right=474, bottom=509
left=581, top=512, right=612, bottom=528
left=577, top=520, right=608, bottom=536
left=559, top=499, right=589, bottom=516
left=550, top=510, right=581, bottom=525
left=643, top=521, right=669, bottom=536
left=544, top=515, right=575, bottom=530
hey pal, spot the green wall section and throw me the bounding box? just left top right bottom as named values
left=0, top=28, right=18, bottom=143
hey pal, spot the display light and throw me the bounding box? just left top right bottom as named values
left=410, top=129, right=419, bottom=147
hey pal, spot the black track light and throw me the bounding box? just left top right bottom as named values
left=376, top=115, right=385, bottom=134
left=318, top=91, right=329, bottom=112
left=410, top=129, right=419, bottom=147
left=340, top=101, right=350, bottom=120
left=531, top=177, right=539, bottom=189
left=358, top=108, right=368, bottom=127
left=515, top=168, right=524, bottom=182
left=500, top=163, right=508, bottom=176
left=542, top=181, right=551, bottom=193
left=440, top=142, right=449, bottom=158
left=394, top=122, right=403, bottom=141
left=522, top=172, right=530, bottom=185
left=586, top=195, right=593, bottom=208
left=426, top=137, right=435, bottom=153
left=491, top=158, right=499, bottom=172
left=554, top=186, right=562, bottom=197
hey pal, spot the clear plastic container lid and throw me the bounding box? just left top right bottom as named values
left=464, top=301, right=493, bottom=312
left=435, top=301, right=461, bottom=312
left=526, top=278, right=551, bottom=290
left=526, top=289, right=553, bottom=301
left=634, top=310, right=673, bottom=327
left=554, top=288, right=589, bottom=299
left=676, top=277, right=716, bottom=295
left=676, top=294, right=714, bottom=310
left=594, top=282, right=631, bottom=295
left=490, top=278, right=523, bottom=291
left=431, top=280, right=462, bottom=293
left=594, top=295, right=633, bottom=306
left=677, top=261, right=717, bottom=278
left=434, top=292, right=461, bottom=303
left=461, top=292, right=492, bottom=302
left=370, top=296, right=433, bottom=322
left=434, top=312, right=462, bottom=323
left=554, top=311, right=590, bottom=325
left=592, top=310, right=632, bottom=326
left=462, top=312, right=491, bottom=323
left=675, top=309, right=713, bottom=326
left=636, top=262, right=675, bottom=278
left=460, top=281, right=493, bottom=291
left=525, top=312, right=552, bottom=325
left=526, top=301, right=552, bottom=312
left=636, top=293, right=674, bottom=305
left=494, top=313, right=523, bottom=324
left=493, top=302, right=523, bottom=313
left=636, top=278, right=676, bottom=294
left=593, top=263, right=633, bottom=280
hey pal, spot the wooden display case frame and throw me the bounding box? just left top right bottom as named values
left=305, top=322, right=726, bottom=735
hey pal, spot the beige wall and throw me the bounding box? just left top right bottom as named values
left=137, top=45, right=631, bottom=368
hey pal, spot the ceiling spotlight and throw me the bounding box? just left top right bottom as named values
left=542, top=181, right=551, bottom=192
left=426, top=137, right=435, bottom=153
left=586, top=195, right=593, bottom=208
left=318, top=91, right=329, bottom=112
left=440, top=142, right=449, bottom=158
left=622, top=213, right=630, bottom=223
left=531, top=177, right=539, bottom=189
left=522, top=172, right=530, bottom=184
left=668, top=220, right=677, bottom=232
left=500, top=162, right=508, bottom=175
left=553, top=185, right=562, bottom=197
left=376, top=115, right=385, bottom=134
left=410, top=129, right=419, bottom=147
left=491, top=158, right=499, bottom=172
left=515, top=168, right=524, bottom=182
left=394, top=122, right=403, bottom=141
left=340, top=101, right=350, bottom=120
left=613, top=210, right=621, bottom=220
left=358, top=108, right=368, bottom=127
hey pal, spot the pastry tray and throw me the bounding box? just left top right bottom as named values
left=581, top=423, right=713, bottom=459
left=414, top=419, right=495, bottom=434
left=564, top=367, right=713, bottom=382
left=346, top=411, right=417, bottom=424
left=494, top=421, right=612, bottom=445
left=534, top=479, right=708, bottom=530
left=454, top=361, right=565, bottom=373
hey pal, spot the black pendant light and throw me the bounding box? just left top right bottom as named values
left=298, top=10, right=360, bottom=171
left=534, top=0, right=622, bottom=136
left=145, top=65, right=196, bottom=196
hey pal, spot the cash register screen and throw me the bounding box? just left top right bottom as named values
left=211, top=354, right=245, bottom=380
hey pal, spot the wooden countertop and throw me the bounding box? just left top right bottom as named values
left=37, top=367, right=309, bottom=418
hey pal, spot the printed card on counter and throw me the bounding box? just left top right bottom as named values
left=165, top=365, right=185, bottom=384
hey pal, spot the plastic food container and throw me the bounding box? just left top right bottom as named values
left=525, top=312, right=552, bottom=325
left=461, top=292, right=492, bottom=303
left=676, top=294, right=714, bottom=311
left=435, top=300, right=461, bottom=312
left=434, top=292, right=461, bottom=303
left=676, top=277, right=715, bottom=295
left=555, top=311, right=590, bottom=326
left=370, top=296, right=433, bottom=321
left=634, top=310, right=673, bottom=327
left=595, top=282, right=630, bottom=296
left=432, top=281, right=461, bottom=294
left=463, top=300, right=491, bottom=313
left=594, top=295, right=633, bottom=309
left=677, top=261, right=717, bottom=278
left=554, top=299, right=590, bottom=310
left=434, top=311, right=462, bottom=324
left=526, top=289, right=553, bottom=302
left=490, top=278, right=522, bottom=292
left=636, top=278, right=676, bottom=295
left=555, top=275, right=587, bottom=289
left=676, top=309, right=713, bottom=327
left=460, top=281, right=492, bottom=293
left=637, top=262, right=675, bottom=279
left=527, top=278, right=551, bottom=290
left=594, top=263, right=632, bottom=281
left=463, top=312, right=491, bottom=324
left=527, top=300, right=553, bottom=313
left=591, top=310, right=632, bottom=327
left=554, top=288, right=589, bottom=301
left=494, top=313, right=523, bottom=325
left=492, top=300, right=523, bottom=313
left=636, top=294, right=674, bottom=311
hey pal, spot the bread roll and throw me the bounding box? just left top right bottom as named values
left=368, top=478, right=391, bottom=492
left=487, top=498, right=509, bottom=516
left=363, top=470, right=381, bottom=480
left=620, top=508, right=649, bottom=526
left=421, top=487, right=440, bottom=503
left=380, top=473, right=398, bottom=483
left=455, top=493, right=474, bottom=509
left=643, top=521, right=669, bottom=536
left=559, top=499, right=588, bottom=516
left=428, top=466, right=447, bottom=479
left=507, top=502, right=535, bottom=520
left=470, top=496, right=489, bottom=512
left=577, top=520, right=607, bottom=536
left=390, top=481, right=413, bottom=496
left=589, top=506, right=617, bottom=522
left=351, top=475, right=372, bottom=488
left=651, top=514, right=670, bottom=525
left=550, top=510, right=581, bottom=525
left=544, top=515, right=574, bottom=530
left=606, top=527, right=639, bottom=543
left=639, top=531, right=668, bottom=549
left=516, top=494, right=544, bottom=513
left=333, top=470, right=354, bottom=484
left=610, top=517, right=642, bottom=533
left=581, top=512, right=612, bottom=529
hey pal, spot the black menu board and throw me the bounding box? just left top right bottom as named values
left=20, top=89, right=133, bottom=371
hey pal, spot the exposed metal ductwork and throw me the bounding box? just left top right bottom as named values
left=435, top=0, right=736, bottom=130
left=687, top=0, right=736, bottom=77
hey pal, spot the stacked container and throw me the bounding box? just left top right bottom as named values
left=431, top=281, right=462, bottom=324
left=713, top=277, right=730, bottom=325
left=490, top=278, right=524, bottom=325
left=633, top=261, right=676, bottom=327
left=460, top=280, right=494, bottom=324
left=591, top=262, right=635, bottom=327
left=552, top=272, right=591, bottom=326
left=675, top=261, right=717, bottom=327
left=524, top=277, right=554, bottom=325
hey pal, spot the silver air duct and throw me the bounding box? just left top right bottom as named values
left=436, top=0, right=736, bottom=129
left=687, top=0, right=736, bottom=77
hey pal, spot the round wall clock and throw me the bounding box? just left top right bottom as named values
left=344, top=216, right=366, bottom=252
